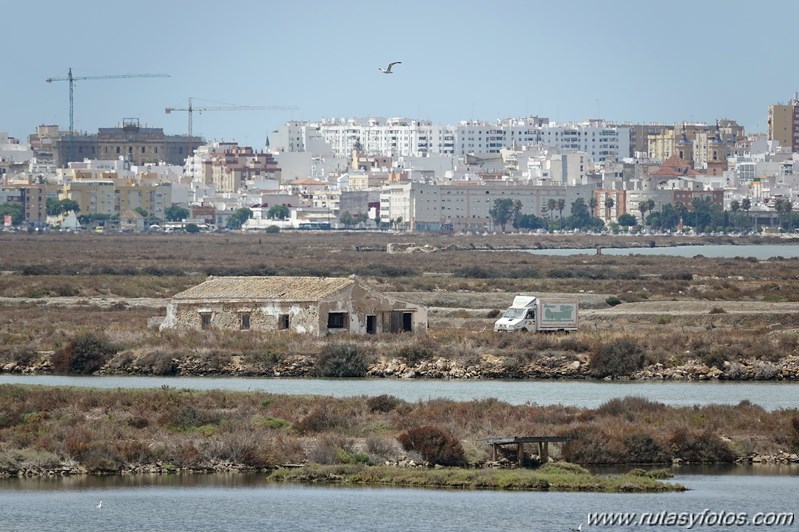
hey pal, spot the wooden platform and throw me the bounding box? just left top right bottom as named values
left=487, top=436, right=572, bottom=466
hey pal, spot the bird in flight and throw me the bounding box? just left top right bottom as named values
left=379, top=61, right=402, bottom=74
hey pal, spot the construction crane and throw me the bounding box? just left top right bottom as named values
left=46, top=68, right=170, bottom=165
left=165, top=97, right=299, bottom=168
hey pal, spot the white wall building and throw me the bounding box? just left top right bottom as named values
left=0, top=133, right=33, bottom=164
left=270, top=117, right=630, bottom=165
left=379, top=181, right=596, bottom=232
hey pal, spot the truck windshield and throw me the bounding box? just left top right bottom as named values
left=502, top=308, right=526, bottom=319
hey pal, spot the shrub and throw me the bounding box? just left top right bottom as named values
left=394, top=344, right=433, bottom=366
left=265, top=225, right=280, bottom=234
left=701, top=349, right=728, bottom=370
left=589, top=338, right=645, bottom=378
left=661, top=271, right=693, bottom=280
left=367, top=394, right=402, bottom=413
left=294, top=406, right=349, bottom=434
left=314, top=343, right=369, bottom=377
left=623, top=433, right=671, bottom=463
left=453, top=266, right=495, bottom=279
left=605, top=296, right=622, bottom=306
left=397, top=425, right=466, bottom=466
left=50, top=333, right=118, bottom=374
left=669, top=430, right=737, bottom=463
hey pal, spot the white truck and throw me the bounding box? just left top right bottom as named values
left=493, top=295, right=578, bottom=333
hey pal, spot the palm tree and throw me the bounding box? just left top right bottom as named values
left=604, top=197, right=615, bottom=223
left=588, top=196, right=598, bottom=218
left=741, top=197, right=751, bottom=229
left=557, top=198, right=566, bottom=229
left=775, top=199, right=793, bottom=230
left=637, top=201, right=649, bottom=227
left=547, top=199, right=557, bottom=222
left=730, top=200, right=740, bottom=231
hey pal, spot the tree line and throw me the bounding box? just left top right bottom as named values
left=489, top=196, right=797, bottom=233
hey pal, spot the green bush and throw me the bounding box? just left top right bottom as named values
left=314, top=343, right=369, bottom=377
left=50, top=333, right=118, bottom=375
left=397, top=425, right=466, bottom=466
left=589, top=338, right=645, bottom=378
left=265, top=225, right=280, bottom=234
left=605, top=296, right=622, bottom=306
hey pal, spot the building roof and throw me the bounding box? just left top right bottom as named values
left=171, top=276, right=355, bottom=301
left=650, top=154, right=702, bottom=177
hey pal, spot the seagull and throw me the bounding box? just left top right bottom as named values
left=97, top=500, right=103, bottom=509
left=379, top=61, right=401, bottom=74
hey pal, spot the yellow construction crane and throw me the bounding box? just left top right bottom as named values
left=46, top=67, right=170, bottom=165
left=165, top=97, right=299, bottom=156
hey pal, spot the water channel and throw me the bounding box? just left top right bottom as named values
left=0, top=467, right=796, bottom=531
left=1, top=375, right=797, bottom=411
left=523, top=242, right=799, bottom=259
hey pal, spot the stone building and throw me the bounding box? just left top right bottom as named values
left=30, top=120, right=202, bottom=168
left=160, top=276, right=427, bottom=336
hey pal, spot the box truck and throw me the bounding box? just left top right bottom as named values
left=493, top=295, right=578, bottom=332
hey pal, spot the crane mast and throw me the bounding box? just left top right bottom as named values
left=46, top=68, right=170, bottom=166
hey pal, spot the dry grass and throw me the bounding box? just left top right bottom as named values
left=0, top=386, right=794, bottom=473
left=3, top=232, right=799, bottom=377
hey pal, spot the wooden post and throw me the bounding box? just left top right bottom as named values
left=517, top=442, right=524, bottom=466
left=542, top=442, right=549, bottom=462
left=491, top=444, right=497, bottom=461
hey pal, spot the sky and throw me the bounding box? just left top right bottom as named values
left=2, top=0, right=799, bottom=149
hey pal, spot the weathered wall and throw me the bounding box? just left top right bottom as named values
left=160, top=281, right=427, bottom=336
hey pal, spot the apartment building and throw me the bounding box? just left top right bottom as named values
left=1, top=183, right=47, bottom=226
left=768, top=95, right=799, bottom=153
left=270, top=117, right=629, bottom=164
left=197, top=144, right=281, bottom=193
left=60, top=179, right=171, bottom=219
left=379, top=181, right=596, bottom=232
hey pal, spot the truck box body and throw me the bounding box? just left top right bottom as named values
left=493, top=294, right=578, bottom=332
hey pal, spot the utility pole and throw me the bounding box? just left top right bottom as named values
left=46, top=68, right=170, bottom=166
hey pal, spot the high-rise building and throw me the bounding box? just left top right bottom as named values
left=767, top=94, right=799, bottom=152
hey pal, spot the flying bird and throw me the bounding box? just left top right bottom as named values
left=379, top=61, right=402, bottom=74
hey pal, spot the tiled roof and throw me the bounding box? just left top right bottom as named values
left=172, top=276, right=355, bottom=301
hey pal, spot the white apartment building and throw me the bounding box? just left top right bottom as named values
left=0, top=133, right=33, bottom=164
left=270, top=117, right=630, bottom=165
left=380, top=181, right=596, bottom=232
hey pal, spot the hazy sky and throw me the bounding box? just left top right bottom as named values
left=3, top=0, right=798, bottom=147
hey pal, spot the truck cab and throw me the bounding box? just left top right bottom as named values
left=494, top=295, right=537, bottom=332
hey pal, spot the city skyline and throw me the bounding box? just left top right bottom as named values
left=3, top=0, right=799, bottom=147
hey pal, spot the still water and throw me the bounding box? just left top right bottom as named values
left=0, top=468, right=796, bottom=531
left=0, top=375, right=797, bottom=411
left=524, top=243, right=799, bottom=259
